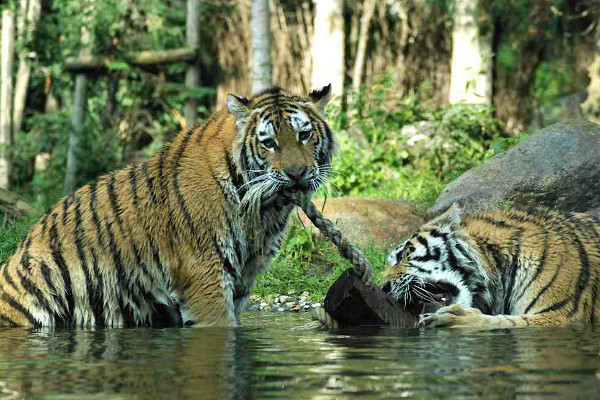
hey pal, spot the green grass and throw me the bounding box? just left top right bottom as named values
left=0, top=216, right=38, bottom=264
left=254, top=219, right=390, bottom=302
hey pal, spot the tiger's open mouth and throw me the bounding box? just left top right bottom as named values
left=381, top=276, right=460, bottom=316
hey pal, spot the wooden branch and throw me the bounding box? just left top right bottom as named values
left=65, top=47, right=199, bottom=73
left=125, top=47, right=198, bottom=65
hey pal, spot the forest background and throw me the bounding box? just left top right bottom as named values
left=0, top=0, right=599, bottom=300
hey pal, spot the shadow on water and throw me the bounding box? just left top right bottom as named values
left=0, top=312, right=599, bottom=399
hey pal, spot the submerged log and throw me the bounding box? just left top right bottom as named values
left=324, top=269, right=418, bottom=328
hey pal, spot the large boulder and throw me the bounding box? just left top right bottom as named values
left=298, top=197, right=423, bottom=248
left=428, top=120, right=600, bottom=218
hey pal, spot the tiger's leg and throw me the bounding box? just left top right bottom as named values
left=174, top=255, right=238, bottom=327
left=419, top=304, right=568, bottom=329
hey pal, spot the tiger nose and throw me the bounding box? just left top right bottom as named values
left=285, top=166, right=308, bottom=180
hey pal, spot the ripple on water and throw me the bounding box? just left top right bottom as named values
left=0, top=313, right=598, bottom=399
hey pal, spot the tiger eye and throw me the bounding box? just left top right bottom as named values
left=261, top=139, right=277, bottom=150
left=298, top=130, right=312, bottom=142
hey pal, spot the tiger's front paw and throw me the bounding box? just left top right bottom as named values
left=419, top=304, right=487, bottom=328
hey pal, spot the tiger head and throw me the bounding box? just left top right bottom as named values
left=382, top=204, right=490, bottom=311
left=226, top=85, right=336, bottom=201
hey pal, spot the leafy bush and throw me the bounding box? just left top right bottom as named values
left=325, top=75, right=507, bottom=201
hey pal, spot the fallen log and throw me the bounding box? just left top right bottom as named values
left=0, top=188, right=38, bottom=220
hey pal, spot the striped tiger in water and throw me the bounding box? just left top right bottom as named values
left=0, top=85, right=336, bottom=328
left=382, top=204, right=600, bottom=328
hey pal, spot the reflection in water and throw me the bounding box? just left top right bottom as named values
left=0, top=313, right=598, bottom=400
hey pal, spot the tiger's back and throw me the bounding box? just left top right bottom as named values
left=0, top=85, right=336, bottom=328
left=464, top=209, right=600, bottom=323
left=0, top=111, right=237, bottom=328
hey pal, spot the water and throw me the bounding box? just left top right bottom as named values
left=0, top=312, right=599, bottom=400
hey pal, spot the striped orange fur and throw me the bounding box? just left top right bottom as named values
left=0, top=85, right=336, bottom=327
left=383, top=204, right=600, bottom=328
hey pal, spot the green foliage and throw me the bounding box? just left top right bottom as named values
left=13, top=101, right=120, bottom=208
left=424, top=104, right=505, bottom=181
left=12, top=1, right=219, bottom=207
left=325, top=75, right=507, bottom=201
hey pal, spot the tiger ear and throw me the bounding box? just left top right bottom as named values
left=227, top=94, right=250, bottom=121
left=430, top=203, right=462, bottom=229
left=309, top=84, right=332, bottom=115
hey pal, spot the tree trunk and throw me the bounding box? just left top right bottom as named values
left=13, top=0, right=41, bottom=136
left=311, top=0, right=345, bottom=98
left=64, top=73, right=88, bottom=193
left=352, top=0, right=376, bottom=93
left=449, top=0, right=492, bottom=105
left=582, top=28, right=600, bottom=124
left=1, top=9, right=16, bottom=190
left=251, top=0, right=271, bottom=93
left=184, top=0, right=202, bottom=128
left=492, top=2, right=551, bottom=134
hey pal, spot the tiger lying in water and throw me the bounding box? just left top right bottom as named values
left=382, top=204, right=600, bottom=328
left=315, top=204, right=600, bottom=328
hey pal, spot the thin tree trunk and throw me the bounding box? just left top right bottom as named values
left=13, top=0, right=41, bottom=136
left=352, top=0, right=376, bottom=92
left=65, top=10, right=92, bottom=193
left=1, top=10, right=16, bottom=190
left=64, top=73, right=88, bottom=193
left=311, top=0, right=345, bottom=99
left=449, top=0, right=492, bottom=105
left=251, top=0, right=271, bottom=93
left=582, top=26, right=600, bottom=124
left=184, top=0, right=202, bottom=128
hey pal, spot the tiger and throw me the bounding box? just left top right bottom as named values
left=0, top=85, right=336, bottom=328
left=381, top=204, right=600, bottom=328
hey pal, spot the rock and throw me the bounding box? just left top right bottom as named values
left=428, top=121, right=600, bottom=218
left=297, top=197, right=424, bottom=248
left=324, top=269, right=418, bottom=328
left=588, top=206, right=600, bottom=221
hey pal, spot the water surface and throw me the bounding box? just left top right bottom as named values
left=0, top=312, right=599, bottom=399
